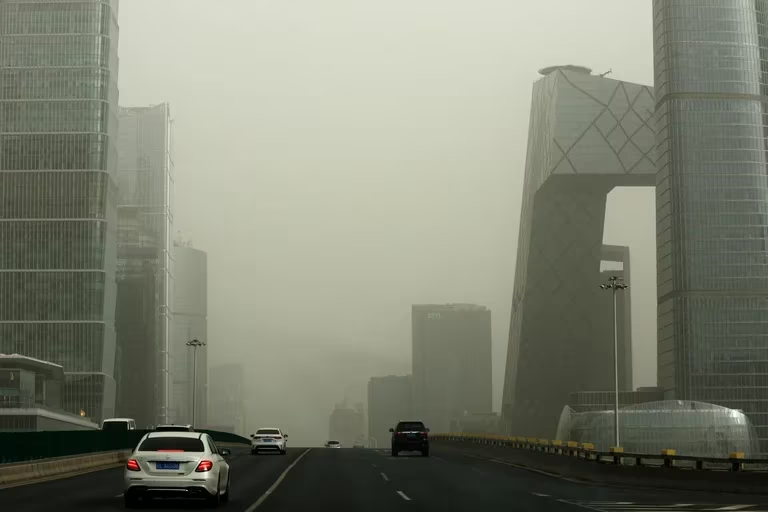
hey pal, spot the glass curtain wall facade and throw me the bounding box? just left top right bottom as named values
left=654, top=1, right=768, bottom=454
left=0, top=0, right=121, bottom=422
left=115, top=104, right=174, bottom=426
left=501, top=66, right=655, bottom=438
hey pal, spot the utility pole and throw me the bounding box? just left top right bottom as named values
left=599, top=276, right=628, bottom=448
left=186, top=339, right=206, bottom=427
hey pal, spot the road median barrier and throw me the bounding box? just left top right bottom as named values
left=0, top=450, right=130, bottom=487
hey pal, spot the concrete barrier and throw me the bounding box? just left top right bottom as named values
left=0, top=439, right=250, bottom=487
left=433, top=441, right=768, bottom=495
left=0, top=450, right=130, bottom=487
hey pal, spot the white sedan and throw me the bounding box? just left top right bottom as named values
left=250, top=427, right=288, bottom=455
left=123, top=431, right=231, bottom=508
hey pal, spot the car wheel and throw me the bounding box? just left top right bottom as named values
left=251, top=449, right=257, bottom=455
left=422, top=449, right=430, bottom=457
left=392, top=449, right=399, bottom=457
left=221, top=476, right=230, bottom=503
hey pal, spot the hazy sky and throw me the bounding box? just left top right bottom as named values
left=118, top=0, right=656, bottom=445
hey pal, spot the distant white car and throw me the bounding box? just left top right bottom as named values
left=325, top=440, right=341, bottom=448
left=250, top=427, right=288, bottom=455
left=102, top=418, right=136, bottom=431
left=123, top=431, right=231, bottom=508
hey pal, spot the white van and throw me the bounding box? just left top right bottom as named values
left=101, top=418, right=137, bottom=431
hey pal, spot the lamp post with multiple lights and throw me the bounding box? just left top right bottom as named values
left=599, top=276, right=628, bottom=448
left=186, top=339, right=206, bottom=427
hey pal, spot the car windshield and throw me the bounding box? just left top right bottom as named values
left=102, top=421, right=129, bottom=432
left=138, top=437, right=205, bottom=452
left=328, top=441, right=339, bottom=445
left=257, top=429, right=281, bottom=435
left=155, top=426, right=191, bottom=432
left=396, top=422, right=426, bottom=432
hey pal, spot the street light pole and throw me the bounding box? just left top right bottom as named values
left=186, top=339, right=206, bottom=427
left=600, top=276, right=628, bottom=448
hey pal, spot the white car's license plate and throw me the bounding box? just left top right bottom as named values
left=262, top=439, right=272, bottom=442
left=156, top=462, right=180, bottom=470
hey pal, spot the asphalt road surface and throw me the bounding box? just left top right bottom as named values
left=3, top=446, right=768, bottom=511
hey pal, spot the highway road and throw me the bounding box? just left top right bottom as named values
left=2, top=446, right=768, bottom=511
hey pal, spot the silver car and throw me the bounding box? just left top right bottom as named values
left=325, top=440, right=342, bottom=448
left=123, top=431, right=231, bottom=508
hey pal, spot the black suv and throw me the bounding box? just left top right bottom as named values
left=389, top=421, right=429, bottom=457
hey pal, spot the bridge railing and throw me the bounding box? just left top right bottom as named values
left=0, top=429, right=251, bottom=465
left=431, top=433, right=768, bottom=472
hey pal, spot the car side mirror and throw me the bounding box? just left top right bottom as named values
left=221, top=449, right=231, bottom=457
left=250, top=434, right=255, bottom=438
left=388, top=428, right=394, bottom=433
left=426, top=428, right=430, bottom=432
left=284, top=434, right=288, bottom=438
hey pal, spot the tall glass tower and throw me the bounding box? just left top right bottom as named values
left=115, top=104, right=174, bottom=426
left=654, top=0, right=768, bottom=453
left=0, top=0, right=121, bottom=422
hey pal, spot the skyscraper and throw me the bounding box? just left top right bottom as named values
left=115, top=104, right=174, bottom=426
left=0, top=0, right=121, bottom=422
left=368, top=375, right=412, bottom=448
left=653, top=1, right=768, bottom=454
left=172, top=243, right=208, bottom=426
left=329, top=403, right=364, bottom=447
left=412, top=304, right=492, bottom=433
left=208, top=364, right=244, bottom=435
left=501, top=66, right=654, bottom=437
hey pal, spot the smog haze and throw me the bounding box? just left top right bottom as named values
left=117, top=0, right=656, bottom=445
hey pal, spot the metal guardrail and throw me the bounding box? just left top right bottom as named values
left=431, top=433, right=768, bottom=472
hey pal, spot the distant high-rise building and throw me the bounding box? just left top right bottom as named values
left=208, top=364, right=245, bottom=435
left=368, top=375, right=412, bottom=448
left=0, top=0, right=121, bottom=422
left=502, top=66, right=655, bottom=438
left=329, top=404, right=364, bottom=447
left=412, top=304, right=492, bottom=433
left=653, top=1, right=768, bottom=454
left=115, top=104, right=174, bottom=426
left=172, top=244, right=208, bottom=426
